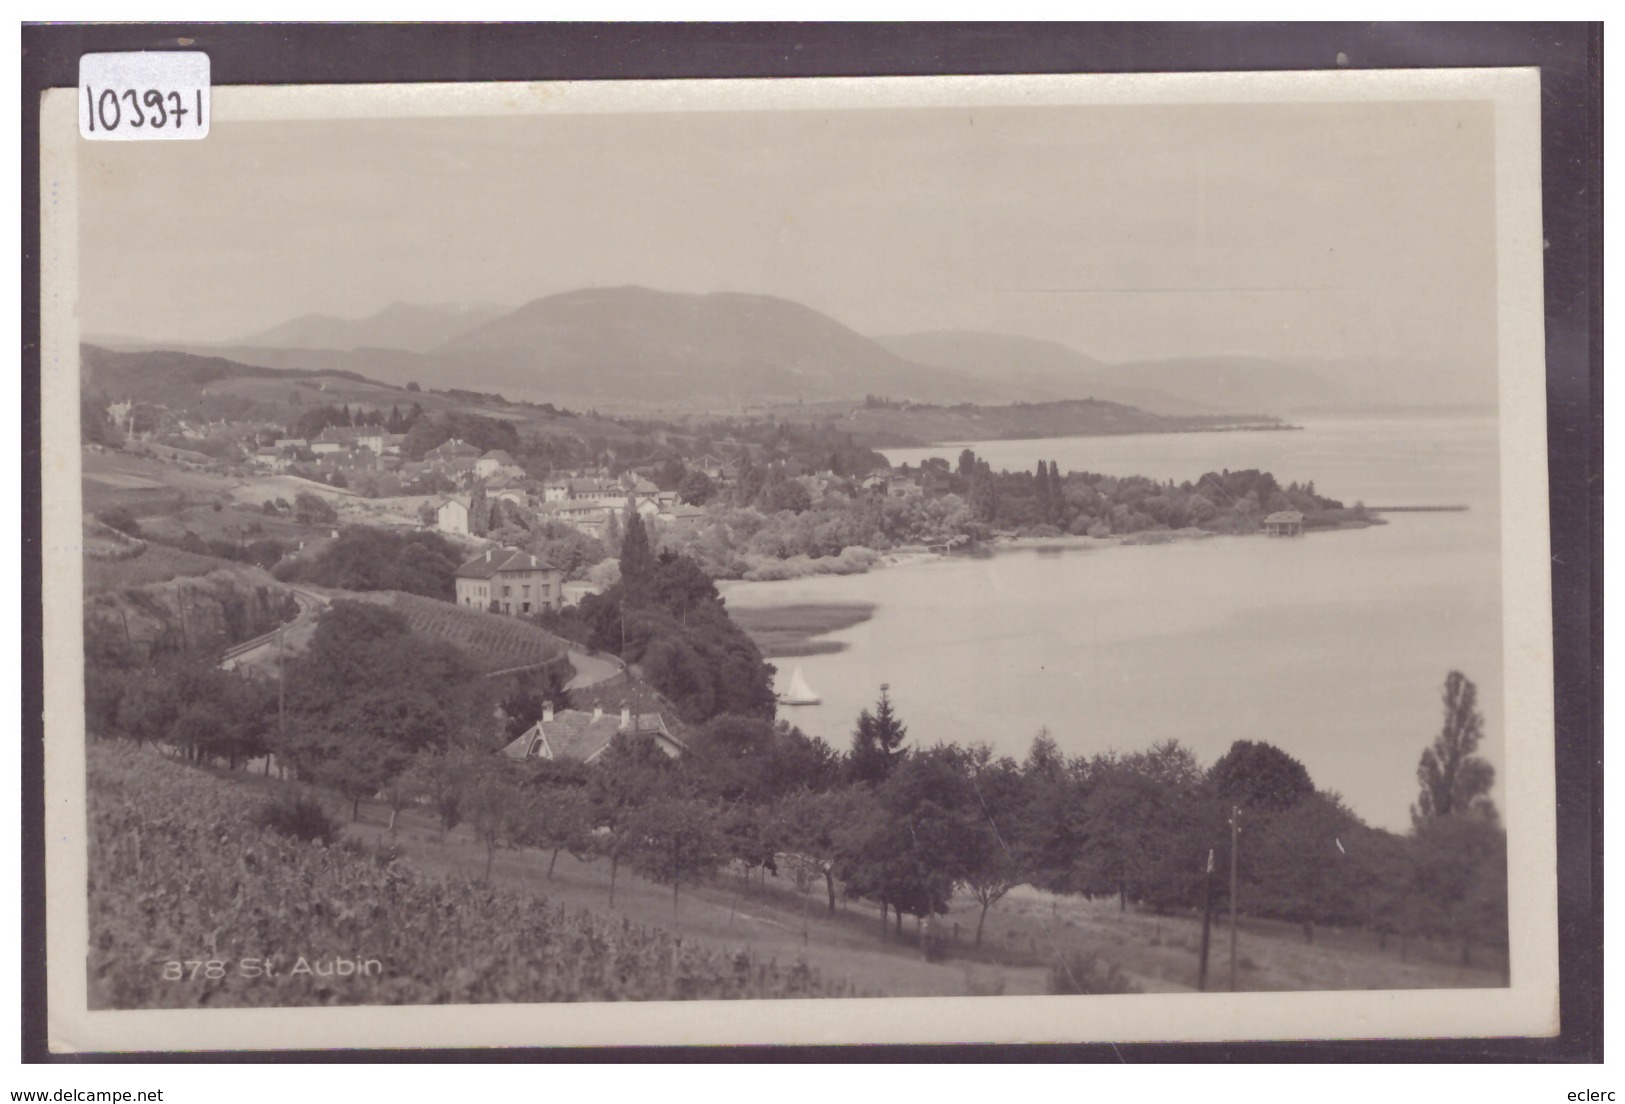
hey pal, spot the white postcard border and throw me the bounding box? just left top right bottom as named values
left=40, top=67, right=1558, bottom=1052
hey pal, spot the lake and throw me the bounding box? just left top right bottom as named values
left=721, top=414, right=1504, bottom=832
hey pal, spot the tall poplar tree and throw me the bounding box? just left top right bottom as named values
left=1413, top=670, right=1497, bottom=823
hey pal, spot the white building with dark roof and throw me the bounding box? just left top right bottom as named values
left=454, top=547, right=564, bottom=615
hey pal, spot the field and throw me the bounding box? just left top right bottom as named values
left=351, top=590, right=568, bottom=672
left=87, top=744, right=854, bottom=1009
left=85, top=743, right=1506, bottom=1012
left=82, top=541, right=264, bottom=594
left=728, top=602, right=876, bottom=658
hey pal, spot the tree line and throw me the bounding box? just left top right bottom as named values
left=81, top=520, right=1504, bottom=974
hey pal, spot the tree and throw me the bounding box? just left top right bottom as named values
left=292, top=491, right=338, bottom=526
left=627, top=795, right=727, bottom=911
left=588, top=733, right=675, bottom=907
left=1413, top=670, right=1497, bottom=823
left=1245, top=790, right=1368, bottom=935
left=618, top=509, right=655, bottom=584
left=1409, top=813, right=1508, bottom=965
left=848, top=685, right=909, bottom=785
left=777, top=788, right=865, bottom=915
left=401, top=746, right=480, bottom=842
left=279, top=601, right=493, bottom=772
left=759, top=479, right=813, bottom=515
left=276, top=525, right=462, bottom=599
left=379, top=752, right=431, bottom=836
left=403, top=417, right=449, bottom=461
left=1209, top=740, right=1316, bottom=813
left=464, top=758, right=525, bottom=881
left=522, top=784, right=595, bottom=880
left=295, top=733, right=408, bottom=822
left=1034, top=460, right=1053, bottom=526
left=468, top=480, right=490, bottom=537
left=962, top=749, right=1032, bottom=945
left=82, top=394, right=120, bottom=447
left=840, top=745, right=979, bottom=938
left=677, top=470, right=716, bottom=506
left=499, top=666, right=570, bottom=739
left=1020, top=731, right=1088, bottom=894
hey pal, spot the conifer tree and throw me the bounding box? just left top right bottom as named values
left=848, top=684, right=909, bottom=785
left=468, top=480, right=489, bottom=537
left=1035, top=460, right=1053, bottom=526
left=619, top=506, right=655, bottom=585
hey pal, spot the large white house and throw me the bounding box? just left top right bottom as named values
left=453, top=547, right=564, bottom=615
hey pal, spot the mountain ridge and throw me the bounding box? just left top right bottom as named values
left=238, top=301, right=508, bottom=353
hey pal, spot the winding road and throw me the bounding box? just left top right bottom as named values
left=219, top=585, right=329, bottom=671
left=564, top=649, right=623, bottom=690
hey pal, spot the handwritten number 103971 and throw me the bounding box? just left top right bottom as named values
left=84, top=86, right=204, bottom=133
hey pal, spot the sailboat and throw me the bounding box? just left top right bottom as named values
left=777, top=666, right=821, bottom=706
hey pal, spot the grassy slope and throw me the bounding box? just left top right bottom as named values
left=102, top=747, right=1501, bottom=1002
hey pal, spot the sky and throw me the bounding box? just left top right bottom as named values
left=77, top=98, right=1499, bottom=396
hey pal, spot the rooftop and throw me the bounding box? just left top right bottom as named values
left=502, top=708, right=678, bottom=764
left=455, top=547, right=559, bottom=579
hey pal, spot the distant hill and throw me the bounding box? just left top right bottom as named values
left=877, top=330, right=1366, bottom=415
left=1103, top=355, right=1351, bottom=415
left=876, top=330, right=1217, bottom=416
left=819, top=398, right=1286, bottom=448
left=433, top=286, right=1003, bottom=406
left=96, top=343, right=461, bottom=394
left=110, top=289, right=1465, bottom=415
left=237, top=302, right=507, bottom=353
left=80, top=345, right=373, bottom=405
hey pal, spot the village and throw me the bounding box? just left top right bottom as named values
left=77, top=351, right=1489, bottom=1019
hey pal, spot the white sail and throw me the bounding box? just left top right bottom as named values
left=779, top=666, right=820, bottom=705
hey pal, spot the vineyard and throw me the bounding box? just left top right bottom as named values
left=87, top=744, right=853, bottom=1008
left=353, top=591, right=567, bottom=673
left=82, top=541, right=252, bottom=594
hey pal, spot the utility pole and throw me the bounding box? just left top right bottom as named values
left=1198, top=848, right=1214, bottom=991
left=1228, top=805, right=1241, bottom=992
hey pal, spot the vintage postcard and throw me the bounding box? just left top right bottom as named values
left=39, top=67, right=1557, bottom=1052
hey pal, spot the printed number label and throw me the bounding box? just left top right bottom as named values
left=79, top=52, right=209, bottom=140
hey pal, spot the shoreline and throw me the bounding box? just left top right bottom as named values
left=853, top=514, right=1388, bottom=574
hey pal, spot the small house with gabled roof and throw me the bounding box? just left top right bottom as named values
left=436, top=495, right=471, bottom=536
left=501, top=703, right=684, bottom=764
left=1263, top=510, right=1305, bottom=536
left=476, top=449, right=524, bottom=480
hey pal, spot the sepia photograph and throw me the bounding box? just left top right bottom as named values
left=37, top=64, right=1560, bottom=1052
